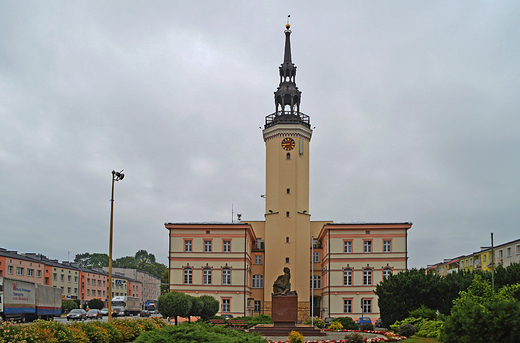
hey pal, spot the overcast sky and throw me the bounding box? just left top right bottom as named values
left=1, top=1, right=519, bottom=269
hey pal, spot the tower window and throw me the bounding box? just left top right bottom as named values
left=286, top=237, right=290, bottom=243
left=285, top=258, right=289, bottom=263
left=286, top=188, right=290, bottom=194
left=286, top=153, right=291, bottom=159
left=286, top=211, right=290, bottom=217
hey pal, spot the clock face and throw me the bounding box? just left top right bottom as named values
left=281, top=137, right=295, bottom=151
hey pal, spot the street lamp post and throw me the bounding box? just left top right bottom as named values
left=108, top=170, right=124, bottom=323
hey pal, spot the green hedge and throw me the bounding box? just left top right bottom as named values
left=0, top=317, right=165, bottom=343
left=135, top=321, right=267, bottom=343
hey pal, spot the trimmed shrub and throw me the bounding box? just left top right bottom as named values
left=359, top=322, right=374, bottom=331
left=328, top=321, right=343, bottom=331
left=332, top=316, right=358, bottom=330
left=416, top=320, right=444, bottom=339
left=344, top=332, right=364, bottom=343
left=288, top=330, right=304, bottom=343
left=88, top=298, right=105, bottom=310
left=399, top=323, right=417, bottom=338
left=303, top=317, right=325, bottom=328
left=409, top=305, right=438, bottom=320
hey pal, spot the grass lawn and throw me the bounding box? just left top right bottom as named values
left=405, top=337, right=440, bottom=343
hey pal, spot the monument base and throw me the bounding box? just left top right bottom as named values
left=248, top=294, right=325, bottom=337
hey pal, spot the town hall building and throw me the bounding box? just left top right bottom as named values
left=165, top=24, right=412, bottom=322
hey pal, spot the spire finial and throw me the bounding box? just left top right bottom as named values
left=286, top=15, right=291, bottom=30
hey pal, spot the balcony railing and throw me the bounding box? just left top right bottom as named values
left=265, top=112, right=310, bottom=129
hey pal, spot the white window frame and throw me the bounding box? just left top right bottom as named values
left=363, top=299, right=372, bottom=313
left=383, top=240, right=391, bottom=252
left=185, top=240, right=192, bottom=252
left=383, top=268, right=392, bottom=279
left=343, top=269, right=352, bottom=286
left=364, top=269, right=372, bottom=285
left=184, top=268, right=192, bottom=284
left=254, top=255, right=262, bottom=265
left=344, top=241, right=352, bottom=253
left=204, top=240, right=212, bottom=252
left=203, top=268, right=212, bottom=285
left=16, top=267, right=24, bottom=276
left=222, top=268, right=231, bottom=285
left=344, top=299, right=352, bottom=313
left=364, top=241, right=372, bottom=253
left=223, top=240, right=231, bottom=252
left=252, top=275, right=264, bottom=288
left=312, top=252, right=319, bottom=263
left=221, top=299, right=230, bottom=312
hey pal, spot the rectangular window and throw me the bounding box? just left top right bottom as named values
left=223, top=240, right=231, bottom=252
left=98, top=280, right=101, bottom=286
left=68, top=275, right=71, bottom=282
left=222, top=269, right=231, bottom=285
left=517, top=245, right=520, bottom=255
left=7, top=266, right=13, bottom=274
left=344, top=241, right=352, bottom=253
left=254, top=300, right=261, bottom=313
left=16, top=267, right=24, bottom=275
left=74, top=288, right=77, bottom=294
left=364, top=241, right=372, bottom=253
left=185, top=240, right=192, bottom=252
left=383, top=240, right=391, bottom=252
left=254, top=255, right=262, bottom=264
left=507, top=247, right=512, bottom=257
left=37, top=270, right=42, bottom=278
left=60, top=274, right=64, bottom=282
left=45, top=277, right=49, bottom=285
left=222, top=299, right=230, bottom=312
left=87, top=289, right=90, bottom=296
left=483, top=255, right=486, bottom=262
left=252, top=275, right=264, bottom=288
left=363, top=299, right=372, bottom=313
left=310, top=275, right=321, bottom=289
left=344, top=299, right=352, bottom=313
left=343, top=269, right=352, bottom=286
left=312, top=252, right=319, bottom=263
left=364, top=269, right=372, bottom=285
left=98, top=290, right=101, bottom=296
left=53, top=273, right=57, bottom=281
left=285, top=257, right=289, bottom=263
left=75, top=276, right=78, bottom=283
left=203, top=269, right=212, bottom=285
left=27, top=269, right=34, bottom=277
left=204, top=240, right=212, bottom=252
left=67, top=287, right=71, bottom=294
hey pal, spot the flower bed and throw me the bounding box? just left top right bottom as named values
left=266, top=330, right=407, bottom=343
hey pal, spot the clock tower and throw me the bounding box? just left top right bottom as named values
left=263, top=23, right=313, bottom=306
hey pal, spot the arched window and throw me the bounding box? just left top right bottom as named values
left=383, top=268, right=392, bottom=279
left=252, top=275, right=264, bottom=288
left=286, top=153, right=291, bottom=159
left=343, top=269, right=352, bottom=286
left=184, top=268, right=192, bottom=284
left=222, top=268, right=231, bottom=285
left=203, top=268, right=212, bottom=285
left=310, top=275, right=321, bottom=289
left=363, top=269, right=372, bottom=285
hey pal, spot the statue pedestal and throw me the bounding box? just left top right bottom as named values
left=248, top=294, right=325, bottom=337
left=272, top=294, right=298, bottom=325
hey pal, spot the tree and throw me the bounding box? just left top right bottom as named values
left=62, top=300, right=78, bottom=313
left=199, top=295, right=219, bottom=321
left=88, top=298, right=104, bottom=310
left=157, top=291, right=192, bottom=325
left=441, top=275, right=520, bottom=343
left=161, top=269, right=169, bottom=295
left=74, top=252, right=109, bottom=267
left=188, top=296, right=204, bottom=322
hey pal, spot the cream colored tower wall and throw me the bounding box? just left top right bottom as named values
left=263, top=124, right=312, bottom=302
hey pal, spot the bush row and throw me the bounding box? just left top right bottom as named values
left=0, top=317, right=165, bottom=343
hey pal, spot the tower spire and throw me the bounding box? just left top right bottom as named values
left=264, top=21, right=310, bottom=129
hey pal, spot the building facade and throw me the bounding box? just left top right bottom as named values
left=166, top=25, right=411, bottom=322
left=102, top=267, right=161, bottom=305
left=429, top=238, right=520, bottom=275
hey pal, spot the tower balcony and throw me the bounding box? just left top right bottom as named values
left=264, top=112, right=311, bottom=129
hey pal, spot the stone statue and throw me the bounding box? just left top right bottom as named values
left=273, top=267, right=297, bottom=295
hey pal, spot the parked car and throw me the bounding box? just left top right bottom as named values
left=375, top=318, right=383, bottom=328
left=324, top=317, right=335, bottom=328
left=139, top=310, right=150, bottom=317
left=86, top=309, right=102, bottom=319
left=221, top=314, right=234, bottom=319
left=357, top=317, right=372, bottom=325
left=67, top=309, right=87, bottom=321
left=100, top=308, right=109, bottom=316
